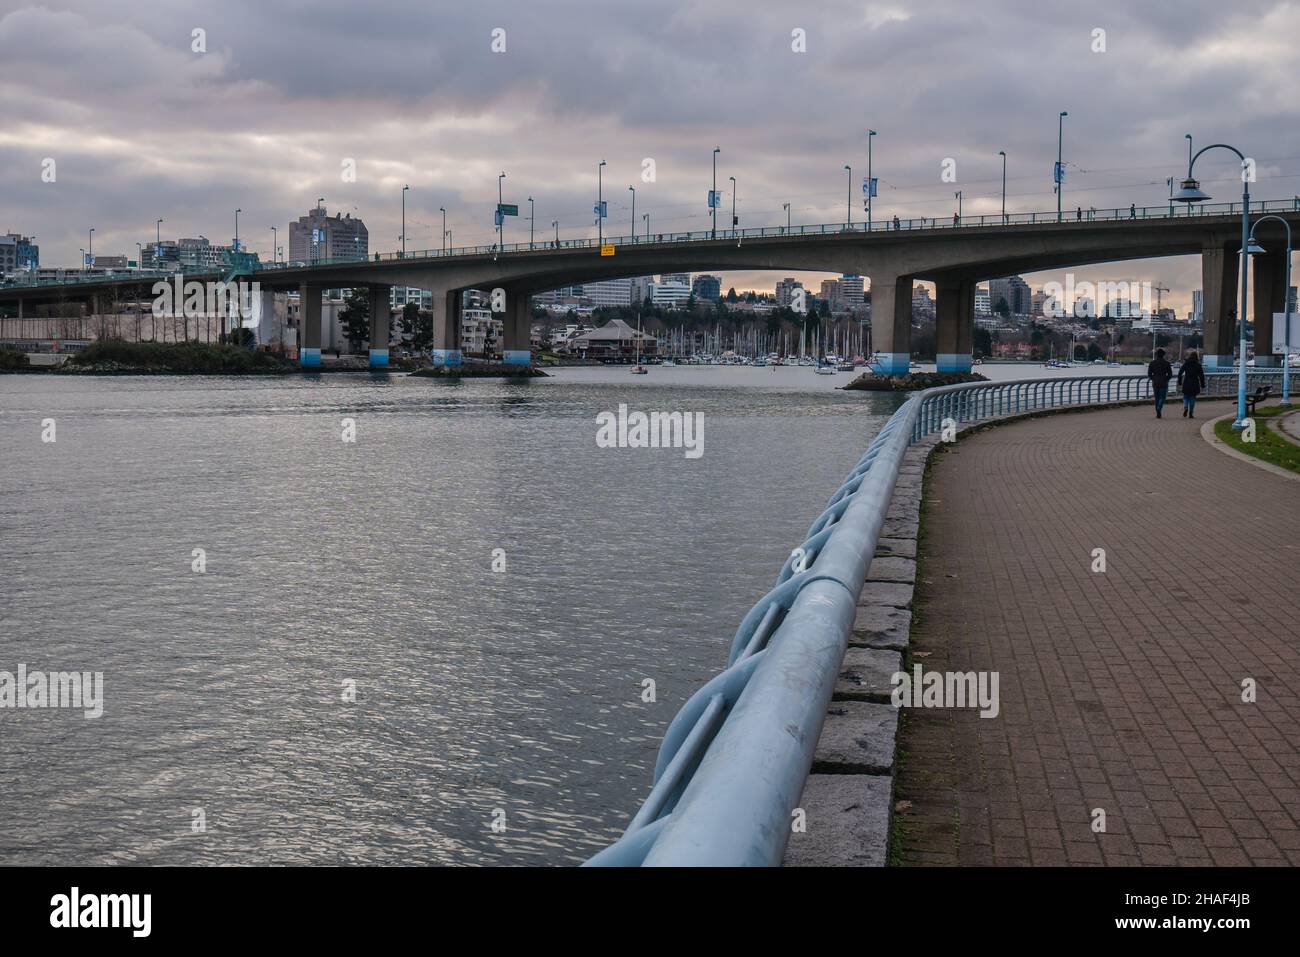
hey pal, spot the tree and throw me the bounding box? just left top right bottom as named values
left=973, top=326, right=993, bottom=358
left=340, top=288, right=370, bottom=351
left=726, top=287, right=738, bottom=303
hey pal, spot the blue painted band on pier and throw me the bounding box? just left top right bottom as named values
left=432, top=349, right=462, bottom=366
left=875, top=352, right=910, bottom=375
left=503, top=350, right=531, bottom=365
left=936, top=353, right=972, bottom=373
left=299, top=347, right=321, bottom=367
left=369, top=348, right=389, bottom=368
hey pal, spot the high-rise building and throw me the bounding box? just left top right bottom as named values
left=775, top=277, right=803, bottom=307
left=660, top=272, right=690, bottom=285
left=289, top=206, right=369, bottom=263
left=839, top=274, right=865, bottom=305
left=989, top=275, right=1031, bottom=315
left=630, top=276, right=653, bottom=305
left=820, top=279, right=843, bottom=311
left=691, top=274, right=721, bottom=302
left=974, top=286, right=991, bottom=316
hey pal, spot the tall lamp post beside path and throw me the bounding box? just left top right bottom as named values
left=1172, top=142, right=1252, bottom=429
left=1247, top=215, right=1294, bottom=407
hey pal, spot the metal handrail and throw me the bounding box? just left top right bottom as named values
left=8, top=198, right=1299, bottom=290
left=585, top=367, right=1287, bottom=867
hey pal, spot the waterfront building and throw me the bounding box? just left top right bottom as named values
left=989, top=275, right=1032, bottom=316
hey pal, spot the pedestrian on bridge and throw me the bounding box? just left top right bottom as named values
left=1177, top=349, right=1206, bottom=418
left=1147, top=348, right=1173, bottom=418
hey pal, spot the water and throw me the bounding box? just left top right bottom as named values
left=0, top=366, right=901, bottom=865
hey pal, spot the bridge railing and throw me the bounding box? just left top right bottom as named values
left=6, top=199, right=1300, bottom=289
left=585, top=367, right=1286, bottom=866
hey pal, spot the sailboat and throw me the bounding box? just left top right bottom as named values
left=631, top=314, right=647, bottom=374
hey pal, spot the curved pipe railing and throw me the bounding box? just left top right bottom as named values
left=585, top=368, right=1287, bottom=867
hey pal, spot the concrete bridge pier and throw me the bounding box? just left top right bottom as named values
left=501, top=289, right=532, bottom=365
left=1201, top=239, right=1240, bottom=369
left=367, top=284, right=391, bottom=368
left=1251, top=249, right=1288, bottom=367
left=935, top=280, right=975, bottom=373
left=299, top=283, right=323, bottom=367
left=432, top=289, right=462, bottom=366
left=870, top=274, right=914, bottom=375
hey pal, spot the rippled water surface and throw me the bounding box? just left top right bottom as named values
left=0, top=366, right=901, bottom=865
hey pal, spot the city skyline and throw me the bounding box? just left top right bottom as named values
left=3, top=0, right=1299, bottom=317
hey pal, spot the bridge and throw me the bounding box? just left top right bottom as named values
left=3, top=198, right=1299, bottom=372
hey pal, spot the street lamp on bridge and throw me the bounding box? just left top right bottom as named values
left=552, top=220, right=559, bottom=247
left=401, top=185, right=409, bottom=258
left=867, top=129, right=876, bottom=230
left=999, top=150, right=1007, bottom=223
left=597, top=160, right=606, bottom=246
left=1172, top=142, right=1251, bottom=428
left=783, top=202, right=791, bottom=232
left=88, top=227, right=94, bottom=267
left=440, top=207, right=447, bottom=254
left=712, top=147, right=720, bottom=239
left=954, top=191, right=962, bottom=224
left=1055, top=111, right=1068, bottom=223
left=271, top=226, right=277, bottom=263
left=528, top=196, right=535, bottom=249
left=643, top=212, right=649, bottom=243
left=844, top=165, right=852, bottom=228
left=729, top=176, right=737, bottom=237
left=628, top=187, right=635, bottom=244
left=498, top=172, right=507, bottom=252
left=1247, top=215, right=1294, bottom=406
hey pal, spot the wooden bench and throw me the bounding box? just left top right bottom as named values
left=1246, top=385, right=1272, bottom=416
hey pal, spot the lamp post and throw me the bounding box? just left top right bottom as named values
left=1247, top=216, right=1294, bottom=406
left=596, top=160, right=606, bottom=245
left=1183, top=134, right=1194, bottom=217
left=271, top=226, right=277, bottom=263
left=867, top=129, right=876, bottom=230
left=783, top=202, right=791, bottom=232
left=628, top=186, right=635, bottom=244
left=643, top=212, right=649, bottom=242
left=88, top=227, right=94, bottom=267
left=552, top=220, right=559, bottom=247
left=440, top=207, right=446, bottom=254
left=844, top=165, right=852, bottom=227
left=712, top=147, right=720, bottom=239
left=234, top=209, right=240, bottom=252
left=528, top=196, right=535, bottom=249
left=999, top=150, right=1007, bottom=223
left=497, top=172, right=506, bottom=249
left=401, top=185, right=409, bottom=257
left=1056, top=111, right=1068, bottom=223
left=954, top=190, right=962, bottom=223
left=156, top=219, right=163, bottom=246
left=729, top=176, right=736, bottom=237
left=1171, top=142, right=1251, bottom=428
left=136, top=242, right=142, bottom=270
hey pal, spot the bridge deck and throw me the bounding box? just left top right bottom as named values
left=895, top=401, right=1300, bottom=866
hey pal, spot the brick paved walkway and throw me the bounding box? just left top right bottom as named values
left=894, top=401, right=1300, bottom=866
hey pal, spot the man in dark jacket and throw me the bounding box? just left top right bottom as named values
left=1147, top=348, right=1174, bottom=417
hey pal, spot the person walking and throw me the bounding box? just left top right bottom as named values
left=1177, top=349, right=1206, bottom=418
left=1147, top=347, right=1173, bottom=417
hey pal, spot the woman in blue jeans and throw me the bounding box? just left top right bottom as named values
left=1177, top=350, right=1206, bottom=418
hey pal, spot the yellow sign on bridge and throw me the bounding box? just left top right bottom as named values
left=600, top=244, right=615, bottom=257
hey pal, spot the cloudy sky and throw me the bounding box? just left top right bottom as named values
left=3, top=0, right=1299, bottom=314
